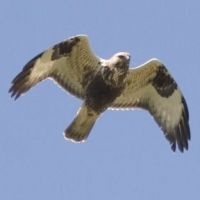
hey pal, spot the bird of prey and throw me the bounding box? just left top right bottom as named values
left=9, top=34, right=190, bottom=152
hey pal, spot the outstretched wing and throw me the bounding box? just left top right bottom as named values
left=9, top=35, right=100, bottom=99
left=111, top=59, right=190, bottom=152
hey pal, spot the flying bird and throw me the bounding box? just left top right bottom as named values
left=9, top=34, right=190, bottom=152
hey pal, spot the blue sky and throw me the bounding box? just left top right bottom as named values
left=1, top=0, right=200, bottom=199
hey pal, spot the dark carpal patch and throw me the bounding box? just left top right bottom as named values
left=152, top=65, right=177, bottom=97
left=51, top=37, right=81, bottom=60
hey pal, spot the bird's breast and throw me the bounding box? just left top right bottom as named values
left=85, top=73, right=124, bottom=113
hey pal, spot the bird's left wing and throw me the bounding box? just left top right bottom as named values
left=9, top=35, right=100, bottom=99
left=111, top=59, right=190, bottom=152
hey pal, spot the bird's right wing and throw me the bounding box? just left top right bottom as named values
left=9, top=35, right=101, bottom=99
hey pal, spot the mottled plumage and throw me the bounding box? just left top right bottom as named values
left=9, top=34, right=190, bottom=152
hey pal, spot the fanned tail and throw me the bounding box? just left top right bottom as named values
left=64, top=104, right=99, bottom=142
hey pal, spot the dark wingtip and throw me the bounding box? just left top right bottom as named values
left=9, top=80, right=25, bottom=100
left=9, top=83, right=21, bottom=100
left=171, top=142, right=176, bottom=152
left=167, top=125, right=189, bottom=153
left=169, top=130, right=189, bottom=153
left=169, top=95, right=190, bottom=153
left=9, top=51, right=44, bottom=100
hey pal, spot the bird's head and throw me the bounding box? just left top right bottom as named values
left=101, top=52, right=130, bottom=87
left=110, top=52, right=130, bottom=69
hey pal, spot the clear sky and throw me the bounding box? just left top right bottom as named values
left=1, top=0, right=200, bottom=199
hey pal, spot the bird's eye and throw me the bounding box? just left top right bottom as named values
left=118, top=55, right=125, bottom=59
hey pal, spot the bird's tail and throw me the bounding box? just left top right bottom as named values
left=64, top=104, right=99, bottom=142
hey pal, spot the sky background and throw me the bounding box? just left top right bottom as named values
left=1, top=0, right=200, bottom=199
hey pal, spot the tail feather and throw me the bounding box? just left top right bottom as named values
left=64, top=105, right=99, bottom=142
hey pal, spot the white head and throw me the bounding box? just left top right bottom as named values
left=110, top=52, right=130, bottom=69
left=101, top=52, right=130, bottom=87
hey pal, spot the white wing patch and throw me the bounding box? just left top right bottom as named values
left=148, top=86, right=182, bottom=129
left=30, top=49, right=55, bottom=79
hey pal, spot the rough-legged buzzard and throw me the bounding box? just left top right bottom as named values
left=9, top=35, right=190, bottom=152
